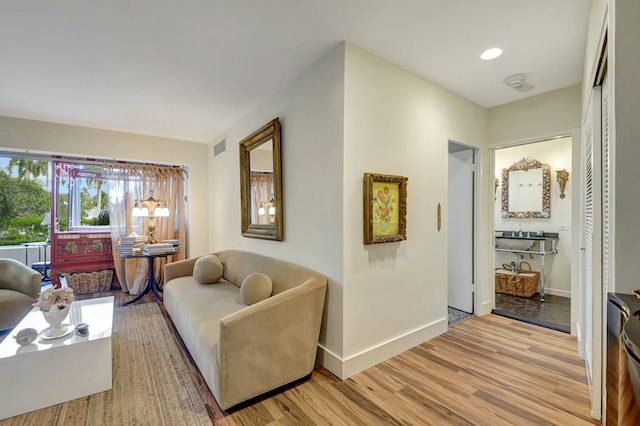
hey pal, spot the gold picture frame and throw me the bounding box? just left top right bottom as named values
left=239, top=118, right=283, bottom=240
left=363, top=173, right=408, bottom=244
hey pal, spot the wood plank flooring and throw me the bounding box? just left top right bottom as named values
left=158, top=293, right=598, bottom=425
left=18, top=290, right=599, bottom=425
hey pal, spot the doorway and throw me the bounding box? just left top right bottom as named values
left=447, top=142, right=476, bottom=324
left=492, top=137, right=573, bottom=333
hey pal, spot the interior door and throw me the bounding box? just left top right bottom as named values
left=447, top=145, right=474, bottom=314
left=583, top=85, right=603, bottom=419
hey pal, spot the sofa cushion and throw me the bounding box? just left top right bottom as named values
left=193, top=255, right=223, bottom=284
left=163, top=276, right=246, bottom=400
left=240, top=273, right=273, bottom=305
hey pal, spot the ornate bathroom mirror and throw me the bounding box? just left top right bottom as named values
left=501, top=158, right=550, bottom=218
left=239, top=118, right=283, bottom=240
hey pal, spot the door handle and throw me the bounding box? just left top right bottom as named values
left=437, top=203, right=442, bottom=232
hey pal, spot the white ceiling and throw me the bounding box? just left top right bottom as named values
left=0, top=1, right=591, bottom=143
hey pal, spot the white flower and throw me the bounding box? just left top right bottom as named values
left=33, top=287, right=74, bottom=312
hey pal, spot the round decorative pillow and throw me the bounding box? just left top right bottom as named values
left=240, top=273, right=273, bottom=305
left=193, top=254, right=223, bottom=284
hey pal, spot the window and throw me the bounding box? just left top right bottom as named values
left=53, top=162, right=109, bottom=232
left=0, top=156, right=51, bottom=245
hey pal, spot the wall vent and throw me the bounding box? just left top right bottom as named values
left=214, top=139, right=226, bottom=156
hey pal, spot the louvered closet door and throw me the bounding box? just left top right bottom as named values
left=583, top=85, right=603, bottom=418
left=602, top=73, right=611, bottom=295
left=584, top=93, right=594, bottom=381
left=597, top=72, right=611, bottom=422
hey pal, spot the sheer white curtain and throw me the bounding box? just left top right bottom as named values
left=250, top=172, right=273, bottom=224
left=104, top=163, right=187, bottom=295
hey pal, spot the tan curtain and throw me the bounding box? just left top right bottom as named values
left=250, top=172, right=273, bottom=224
left=104, top=163, right=187, bottom=295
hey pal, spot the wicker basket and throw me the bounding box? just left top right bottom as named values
left=65, top=269, right=114, bottom=294
left=495, top=261, right=539, bottom=298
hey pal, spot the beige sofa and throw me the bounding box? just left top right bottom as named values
left=163, top=249, right=327, bottom=410
left=0, top=259, right=42, bottom=331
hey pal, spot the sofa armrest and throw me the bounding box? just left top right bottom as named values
left=216, top=279, right=327, bottom=409
left=0, top=260, right=41, bottom=299
left=163, top=256, right=200, bottom=284
left=23, top=272, right=42, bottom=299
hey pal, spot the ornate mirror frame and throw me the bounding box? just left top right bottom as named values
left=501, top=158, right=550, bottom=218
left=239, top=118, right=283, bottom=240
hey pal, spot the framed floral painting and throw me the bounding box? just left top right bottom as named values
left=363, top=173, right=408, bottom=244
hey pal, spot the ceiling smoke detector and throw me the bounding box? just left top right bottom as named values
left=503, top=73, right=534, bottom=92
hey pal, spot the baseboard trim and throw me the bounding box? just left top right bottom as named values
left=543, top=288, right=571, bottom=298
left=315, top=345, right=344, bottom=378
left=317, top=318, right=447, bottom=380
left=478, top=300, right=493, bottom=316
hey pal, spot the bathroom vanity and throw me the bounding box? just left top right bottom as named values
left=495, top=231, right=558, bottom=301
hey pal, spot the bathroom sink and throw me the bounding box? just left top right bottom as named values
left=495, top=237, right=535, bottom=250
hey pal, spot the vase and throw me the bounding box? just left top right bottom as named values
left=42, top=304, right=71, bottom=332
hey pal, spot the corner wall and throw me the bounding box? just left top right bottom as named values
left=209, top=42, right=491, bottom=379
left=341, top=44, right=488, bottom=377
left=209, top=43, right=346, bottom=368
left=0, top=116, right=210, bottom=257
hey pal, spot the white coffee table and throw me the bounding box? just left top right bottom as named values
left=0, top=296, right=114, bottom=420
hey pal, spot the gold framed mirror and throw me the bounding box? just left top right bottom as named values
left=501, top=158, right=550, bottom=218
left=239, top=118, right=283, bottom=240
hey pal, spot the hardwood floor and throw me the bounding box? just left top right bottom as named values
left=92, top=291, right=600, bottom=425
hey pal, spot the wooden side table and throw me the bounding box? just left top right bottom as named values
left=119, top=252, right=172, bottom=305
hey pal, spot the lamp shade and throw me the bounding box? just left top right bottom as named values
left=132, top=201, right=144, bottom=217
left=155, top=204, right=170, bottom=217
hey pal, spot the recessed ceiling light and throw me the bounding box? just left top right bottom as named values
left=480, top=47, right=503, bottom=60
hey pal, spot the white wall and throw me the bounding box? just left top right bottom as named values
left=0, top=115, right=210, bottom=258
left=495, top=137, right=572, bottom=297
left=488, top=85, right=581, bottom=144
left=612, top=0, right=640, bottom=294
left=209, top=44, right=346, bottom=366
left=341, top=44, right=488, bottom=377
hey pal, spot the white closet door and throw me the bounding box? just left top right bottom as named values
left=602, top=74, right=612, bottom=295
left=447, top=148, right=474, bottom=314
left=583, top=86, right=603, bottom=419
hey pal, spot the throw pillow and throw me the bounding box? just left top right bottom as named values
left=193, top=255, right=223, bottom=284
left=240, top=273, right=273, bottom=305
